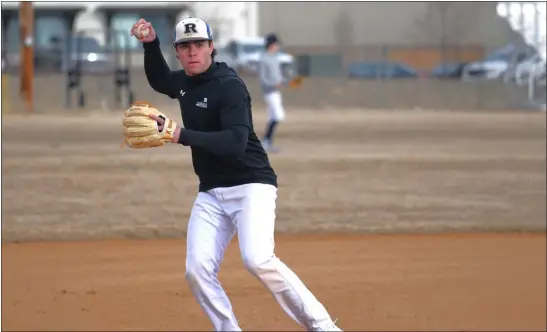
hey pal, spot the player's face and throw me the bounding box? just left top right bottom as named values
left=175, top=40, right=214, bottom=76
left=268, top=42, right=280, bottom=53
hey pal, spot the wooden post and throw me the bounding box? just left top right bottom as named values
left=19, top=1, right=34, bottom=113
left=1, top=72, right=10, bottom=114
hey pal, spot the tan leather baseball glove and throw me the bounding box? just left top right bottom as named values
left=121, top=102, right=178, bottom=148
left=288, top=75, right=303, bottom=89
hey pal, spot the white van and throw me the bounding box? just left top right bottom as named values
left=216, top=37, right=295, bottom=77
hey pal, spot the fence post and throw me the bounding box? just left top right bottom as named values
left=1, top=72, right=10, bottom=113
left=19, top=1, right=34, bottom=113
left=378, top=44, right=388, bottom=109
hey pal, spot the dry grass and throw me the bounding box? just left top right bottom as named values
left=2, top=109, right=546, bottom=242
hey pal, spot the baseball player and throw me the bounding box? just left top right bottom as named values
left=259, top=33, right=286, bottom=153
left=130, top=18, right=342, bottom=331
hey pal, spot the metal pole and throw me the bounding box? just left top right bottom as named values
left=533, top=2, right=540, bottom=47
left=440, top=3, right=447, bottom=110
left=440, top=2, right=446, bottom=64
left=19, top=1, right=34, bottom=113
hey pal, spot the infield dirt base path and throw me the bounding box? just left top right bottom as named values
left=2, top=233, right=545, bottom=331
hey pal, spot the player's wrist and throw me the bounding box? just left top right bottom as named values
left=172, top=127, right=181, bottom=143
left=142, top=36, right=160, bottom=49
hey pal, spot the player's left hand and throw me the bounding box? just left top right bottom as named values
left=149, top=113, right=181, bottom=143
left=122, top=102, right=180, bottom=148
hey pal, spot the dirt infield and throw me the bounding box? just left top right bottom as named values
left=2, top=234, right=546, bottom=331
left=1, top=108, right=546, bottom=330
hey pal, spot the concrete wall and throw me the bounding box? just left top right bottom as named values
left=259, top=2, right=524, bottom=52
left=2, top=71, right=530, bottom=114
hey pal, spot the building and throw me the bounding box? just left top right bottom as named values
left=1, top=1, right=258, bottom=68
left=1, top=1, right=529, bottom=72
left=258, top=2, right=527, bottom=70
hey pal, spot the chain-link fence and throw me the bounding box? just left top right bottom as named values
left=270, top=43, right=543, bottom=111
left=1, top=25, right=181, bottom=113
left=2, top=23, right=545, bottom=113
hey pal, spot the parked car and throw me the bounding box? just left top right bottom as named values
left=60, top=35, right=115, bottom=74
left=430, top=62, right=467, bottom=79
left=215, top=37, right=295, bottom=77
left=461, top=43, right=536, bottom=81
left=461, top=60, right=510, bottom=80
left=347, top=61, right=418, bottom=79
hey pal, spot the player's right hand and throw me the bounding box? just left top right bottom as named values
left=130, top=18, right=157, bottom=43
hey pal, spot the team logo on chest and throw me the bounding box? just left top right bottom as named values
left=196, top=97, right=208, bottom=108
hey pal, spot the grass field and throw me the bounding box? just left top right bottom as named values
left=1, top=108, right=546, bottom=330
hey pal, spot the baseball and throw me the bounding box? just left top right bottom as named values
left=134, top=24, right=150, bottom=40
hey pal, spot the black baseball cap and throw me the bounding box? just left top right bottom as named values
left=265, top=33, right=280, bottom=48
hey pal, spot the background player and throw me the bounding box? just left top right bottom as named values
left=259, top=33, right=286, bottom=153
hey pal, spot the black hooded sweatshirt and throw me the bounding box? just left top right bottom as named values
left=143, top=37, right=277, bottom=192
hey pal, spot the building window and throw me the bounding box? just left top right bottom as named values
left=109, top=12, right=173, bottom=49
left=4, top=14, right=69, bottom=49
left=141, top=14, right=172, bottom=48
left=5, top=16, right=19, bottom=53
left=110, top=13, right=141, bottom=50
left=4, top=14, right=68, bottom=52
left=35, top=15, right=69, bottom=49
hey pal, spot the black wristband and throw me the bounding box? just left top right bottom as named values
left=177, top=128, right=190, bottom=146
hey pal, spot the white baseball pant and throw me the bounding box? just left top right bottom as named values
left=184, top=183, right=337, bottom=331
left=264, top=91, right=286, bottom=122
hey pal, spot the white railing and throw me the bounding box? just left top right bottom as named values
left=524, top=62, right=547, bottom=111
left=515, top=56, right=546, bottom=85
